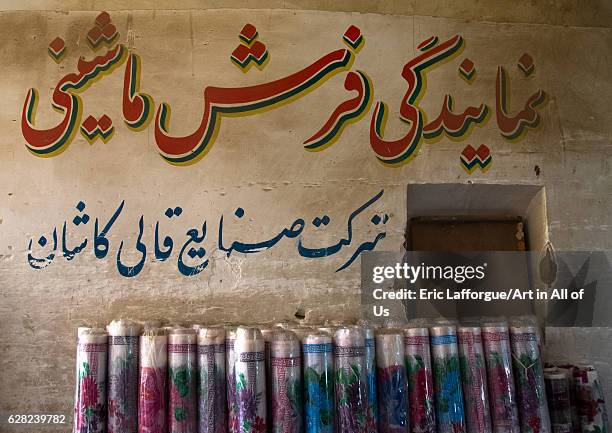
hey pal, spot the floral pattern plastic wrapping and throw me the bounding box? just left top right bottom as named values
left=235, top=327, right=268, bottom=433
left=482, top=325, right=520, bottom=433
left=67, top=320, right=612, bottom=433
left=556, top=365, right=581, bottom=433
left=303, top=332, right=334, bottom=433
left=138, top=328, right=167, bottom=433
left=334, top=327, right=371, bottom=433
left=403, top=328, right=436, bottom=433
left=107, top=320, right=141, bottom=433
left=168, top=328, right=198, bottom=433
left=74, top=328, right=108, bottom=433
left=198, top=327, right=227, bottom=433
left=544, top=368, right=573, bottom=433
left=457, top=327, right=492, bottom=433
left=363, top=326, right=379, bottom=433
left=509, top=327, right=551, bottom=433
left=572, top=365, right=609, bottom=433
left=430, top=326, right=466, bottom=433
left=271, top=331, right=303, bottom=433
left=227, top=328, right=239, bottom=433
left=375, top=330, right=408, bottom=433
left=261, top=327, right=277, bottom=433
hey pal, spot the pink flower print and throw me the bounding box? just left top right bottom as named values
left=80, top=375, right=99, bottom=408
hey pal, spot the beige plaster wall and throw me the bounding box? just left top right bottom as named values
left=0, top=1, right=610, bottom=430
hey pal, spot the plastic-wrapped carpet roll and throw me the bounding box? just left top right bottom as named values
left=509, top=326, right=551, bottom=433
left=227, top=327, right=239, bottom=433
left=457, top=327, right=492, bottom=433
left=261, top=327, right=278, bottom=433
left=317, top=327, right=337, bottom=354
left=286, top=326, right=310, bottom=392
left=375, top=329, right=408, bottom=433
left=359, top=322, right=378, bottom=433
left=302, top=331, right=334, bottom=433
left=235, top=327, right=267, bottom=433
left=270, top=330, right=303, bottom=433
left=556, top=365, right=581, bottom=433
left=403, top=327, right=435, bottom=433
left=288, top=326, right=314, bottom=341
left=107, top=319, right=141, bottom=433
left=333, top=326, right=370, bottom=433
left=430, top=325, right=466, bottom=433
left=73, top=327, right=108, bottom=433
left=544, top=367, right=573, bottom=433
left=73, top=326, right=90, bottom=432
left=168, top=328, right=198, bottom=433
left=482, top=325, right=520, bottom=433
left=198, top=326, right=227, bottom=433
left=138, top=327, right=167, bottom=433
left=573, top=365, right=609, bottom=433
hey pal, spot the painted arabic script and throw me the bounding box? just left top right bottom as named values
left=23, top=14, right=546, bottom=172
left=27, top=190, right=387, bottom=277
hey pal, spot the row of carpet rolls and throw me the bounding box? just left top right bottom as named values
left=72, top=319, right=608, bottom=433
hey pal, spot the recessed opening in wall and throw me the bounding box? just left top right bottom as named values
left=406, top=183, right=549, bottom=252
left=402, top=183, right=550, bottom=320
left=410, top=216, right=526, bottom=251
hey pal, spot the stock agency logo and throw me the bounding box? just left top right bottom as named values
left=361, top=250, right=611, bottom=326
left=372, top=262, right=487, bottom=284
